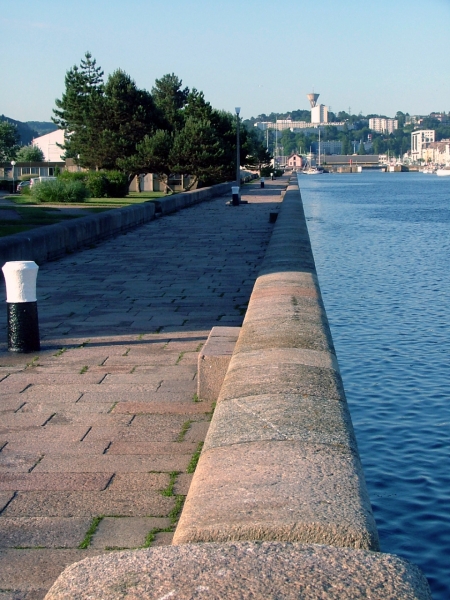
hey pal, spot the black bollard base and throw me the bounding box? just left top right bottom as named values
left=7, top=302, right=40, bottom=352
left=260, top=182, right=265, bottom=188
left=232, top=193, right=240, bottom=206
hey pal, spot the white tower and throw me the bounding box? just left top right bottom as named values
left=307, top=92, right=328, bottom=124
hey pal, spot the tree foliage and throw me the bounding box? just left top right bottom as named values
left=53, top=53, right=269, bottom=188
left=0, top=121, right=20, bottom=161
left=16, top=145, right=45, bottom=162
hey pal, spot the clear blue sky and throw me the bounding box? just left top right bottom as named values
left=1, top=0, right=449, bottom=123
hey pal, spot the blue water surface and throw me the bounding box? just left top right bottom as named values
left=299, top=171, right=450, bottom=599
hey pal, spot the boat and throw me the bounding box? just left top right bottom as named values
left=304, top=166, right=323, bottom=175
left=303, top=139, right=324, bottom=175
left=436, top=168, right=450, bottom=177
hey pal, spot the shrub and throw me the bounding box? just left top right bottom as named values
left=260, top=167, right=283, bottom=178
left=104, top=170, right=128, bottom=198
left=57, top=169, right=129, bottom=197
left=59, top=171, right=86, bottom=182
left=31, top=179, right=90, bottom=203
left=85, top=172, right=108, bottom=198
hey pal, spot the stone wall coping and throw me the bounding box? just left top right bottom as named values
left=45, top=541, right=431, bottom=600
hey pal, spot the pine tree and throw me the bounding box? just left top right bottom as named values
left=53, top=52, right=105, bottom=168
left=151, top=74, right=189, bottom=131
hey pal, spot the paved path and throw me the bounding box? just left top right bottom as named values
left=0, top=178, right=286, bottom=599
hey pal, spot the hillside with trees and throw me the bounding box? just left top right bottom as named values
left=246, top=108, right=450, bottom=159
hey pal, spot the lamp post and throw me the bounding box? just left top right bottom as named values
left=11, top=160, right=16, bottom=194
left=235, top=107, right=241, bottom=187
left=232, top=107, right=241, bottom=206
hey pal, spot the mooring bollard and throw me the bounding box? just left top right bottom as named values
left=2, top=261, right=40, bottom=352
left=260, top=177, right=265, bottom=189
left=231, top=186, right=240, bottom=206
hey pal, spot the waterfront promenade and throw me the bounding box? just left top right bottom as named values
left=0, top=179, right=283, bottom=599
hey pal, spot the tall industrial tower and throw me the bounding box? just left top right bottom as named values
left=307, top=92, right=328, bottom=124
left=307, top=93, right=320, bottom=108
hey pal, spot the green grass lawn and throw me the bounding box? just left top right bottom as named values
left=0, top=206, right=79, bottom=237
left=0, top=191, right=172, bottom=238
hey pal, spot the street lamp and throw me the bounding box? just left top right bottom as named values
left=235, top=107, right=241, bottom=187
left=231, top=107, right=241, bottom=206
left=11, top=161, right=16, bottom=194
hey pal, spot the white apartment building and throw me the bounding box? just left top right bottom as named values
left=254, top=119, right=346, bottom=133
left=311, top=104, right=328, bottom=124
left=411, top=129, right=435, bottom=162
left=32, top=129, right=65, bottom=161
left=369, top=118, right=398, bottom=134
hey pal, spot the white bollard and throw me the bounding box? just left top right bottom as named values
left=231, top=186, right=240, bottom=206
left=2, top=261, right=40, bottom=352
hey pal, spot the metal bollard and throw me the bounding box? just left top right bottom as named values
left=2, top=261, right=40, bottom=352
left=231, top=186, right=240, bottom=206
left=270, top=172, right=274, bottom=180
left=260, top=177, right=265, bottom=188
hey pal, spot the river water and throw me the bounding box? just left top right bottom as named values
left=298, top=171, right=450, bottom=599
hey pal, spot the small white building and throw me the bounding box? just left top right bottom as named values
left=32, top=130, right=65, bottom=161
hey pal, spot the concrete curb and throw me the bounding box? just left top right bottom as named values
left=0, top=181, right=233, bottom=266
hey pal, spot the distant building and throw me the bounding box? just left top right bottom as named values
left=311, top=104, right=328, bottom=124
left=254, top=120, right=347, bottom=133
left=286, top=153, right=304, bottom=169
left=32, top=130, right=65, bottom=162
left=311, top=140, right=342, bottom=155
left=421, top=139, right=450, bottom=165
left=411, top=129, right=435, bottom=162
left=369, top=118, right=398, bottom=134
left=307, top=91, right=328, bottom=124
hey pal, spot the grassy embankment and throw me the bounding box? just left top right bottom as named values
left=0, top=191, right=167, bottom=238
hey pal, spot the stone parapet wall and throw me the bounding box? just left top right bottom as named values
left=0, top=181, right=233, bottom=266
left=173, top=182, right=379, bottom=549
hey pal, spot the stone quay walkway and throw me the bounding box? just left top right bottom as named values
left=0, top=178, right=286, bottom=599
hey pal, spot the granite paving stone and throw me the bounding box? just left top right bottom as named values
left=0, top=518, right=92, bottom=548
left=0, top=179, right=283, bottom=597
left=2, top=490, right=175, bottom=517
left=0, top=549, right=102, bottom=596
left=0, top=473, right=112, bottom=491
left=91, top=517, right=171, bottom=549
left=33, top=454, right=193, bottom=473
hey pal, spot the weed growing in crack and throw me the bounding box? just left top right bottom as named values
left=177, top=420, right=192, bottom=442
left=160, top=471, right=179, bottom=497
left=78, top=516, right=104, bottom=549
left=187, top=442, right=204, bottom=474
